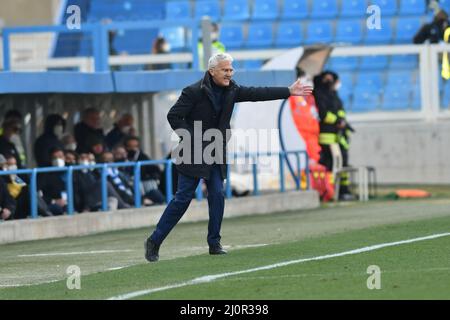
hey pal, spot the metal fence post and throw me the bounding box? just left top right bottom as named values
left=134, top=162, right=142, bottom=208
left=252, top=156, right=259, bottom=196
left=101, top=164, right=108, bottom=211
left=2, top=30, right=11, bottom=71
left=165, top=160, right=173, bottom=203
left=30, top=169, right=38, bottom=219
left=225, top=163, right=232, bottom=199
left=196, top=179, right=203, bottom=201
left=66, top=166, right=74, bottom=215
left=295, top=152, right=301, bottom=190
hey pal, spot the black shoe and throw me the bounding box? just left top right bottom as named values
left=209, top=244, right=227, bottom=255
left=145, top=238, right=160, bottom=262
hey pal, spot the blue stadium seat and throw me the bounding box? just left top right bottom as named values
left=352, top=86, right=380, bottom=111
left=364, top=18, right=393, bottom=44
left=359, top=55, right=389, bottom=70
left=335, top=19, right=363, bottom=44
left=310, top=0, right=338, bottom=19
left=411, top=83, right=421, bottom=110
left=243, top=60, right=264, bottom=69
left=246, top=22, right=274, bottom=48
left=160, top=27, right=186, bottom=51
left=328, top=57, right=360, bottom=71
left=441, top=82, right=450, bottom=109
left=381, top=86, right=411, bottom=110
left=275, top=22, right=303, bottom=47
left=390, top=54, right=419, bottom=69
left=399, top=0, right=426, bottom=15
left=368, top=0, right=398, bottom=16
left=305, top=21, right=333, bottom=45
left=340, top=0, right=368, bottom=18
left=165, top=1, right=191, bottom=20
left=337, top=72, right=354, bottom=107
left=252, top=0, right=279, bottom=20
left=223, top=0, right=250, bottom=21
left=194, top=1, right=221, bottom=20
left=281, top=0, right=308, bottom=19
left=355, top=71, right=384, bottom=89
left=440, top=0, right=450, bottom=12
left=395, top=17, right=422, bottom=43
left=219, top=24, right=245, bottom=49
left=386, top=70, right=416, bottom=90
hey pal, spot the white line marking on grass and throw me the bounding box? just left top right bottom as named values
left=18, top=249, right=135, bottom=257
left=108, top=232, right=450, bottom=300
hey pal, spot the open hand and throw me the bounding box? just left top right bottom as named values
left=289, top=79, right=314, bottom=96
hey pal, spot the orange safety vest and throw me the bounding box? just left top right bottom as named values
left=288, top=95, right=321, bottom=163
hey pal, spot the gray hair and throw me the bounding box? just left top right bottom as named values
left=208, top=52, right=233, bottom=70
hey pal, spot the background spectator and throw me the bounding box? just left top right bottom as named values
left=0, top=119, right=24, bottom=169
left=125, top=136, right=165, bottom=205
left=101, top=152, right=134, bottom=208
left=414, top=9, right=449, bottom=44
left=34, top=114, right=66, bottom=167
left=0, top=154, right=16, bottom=221
left=0, top=110, right=26, bottom=166
left=38, top=147, right=67, bottom=215
left=105, top=113, right=136, bottom=150
left=74, top=108, right=106, bottom=154
left=149, top=35, right=171, bottom=70
left=62, top=134, right=77, bottom=152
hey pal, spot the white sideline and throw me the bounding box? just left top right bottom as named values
left=18, top=249, right=135, bottom=257
left=107, top=232, right=450, bottom=300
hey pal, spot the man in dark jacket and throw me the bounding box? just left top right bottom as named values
left=0, top=154, right=16, bottom=220
left=34, top=114, right=66, bottom=167
left=74, top=108, right=106, bottom=154
left=144, top=52, right=313, bottom=262
left=105, top=113, right=135, bottom=150
left=413, top=9, right=449, bottom=44
left=0, top=119, right=24, bottom=169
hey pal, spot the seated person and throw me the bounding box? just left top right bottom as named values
left=0, top=154, right=16, bottom=221
left=38, top=148, right=68, bottom=215
left=414, top=9, right=449, bottom=44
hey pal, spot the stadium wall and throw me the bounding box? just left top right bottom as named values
left=349, top=120, right=450, bottom=184
left=0, top=190, right=319, bottom=244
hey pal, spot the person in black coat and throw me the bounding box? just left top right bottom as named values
left=34, top=114, right=66, bottom=167
left=0, top=154, right=16, bottom=221
left=144, top=52, right=313, bottom=262
left=74, top=108, right=106, bottom=154
left=413, top=9, right=449, bottom=44
left=105, top=113, right=135, bottom=150
left=0, top=119, right=24, bottom=169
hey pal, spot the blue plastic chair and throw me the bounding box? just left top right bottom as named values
left=165, top=1, right=191, bottom=20
left=399, top=0, right=426, bottom=15
left=395, top=17, right=422, bottom=44
left=381, top=87, right=411, bottom=110
left=223, top=0, right=250, bottom=21
left=352, top=86, right=380, bottom=112
left=364, top=18, right=393, bottom=44
left=194, top=0, right=221, bottom=20
left=390, top=55, right=419, bottom=69
left=246, top=22, right=274, bottom=48
left=252, top=0, right=279, bottom=20
left=310, top=0, right=338, bottom=19
left=359, top=55, right=389, bottom=70
left=160, top=27, right=186, bottom=51
left=340, top=0, right=368, bottom=18
left=368, top=0, right=398, bottom=16
left=305, top=21, right=333, bottom=45
left=440, top=0, right=450, bottom=12
left=219, top=24, right=245, bottom=49
left=328, top=57, right=359, bottom=71
left=355, top=71, right=384, bottom=90
left=335, top=19, right=363, bottom=44
left=281, top=0, right=309, bottom=19
left=243, top=60, right=264, bottom=69
left=275, top=21, right=303, bottom=47
left=411, top=83, right=422, bottom=110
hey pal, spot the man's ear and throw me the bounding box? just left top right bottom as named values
left=208, top=68, right=214, bottom=77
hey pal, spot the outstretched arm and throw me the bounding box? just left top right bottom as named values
left=235, top=81, right=313, bottom=103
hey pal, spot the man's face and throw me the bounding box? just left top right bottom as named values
left=125, top=139, right=140, bottom=152
left=209, top=60, right=234, bottom=87
left=65, top=153, right=76, bottom=165
left=102, top=153, right=114, bottom=163
left=113, top=147, right=128, bottom=161
left=86, top=112, right=101, bottom=129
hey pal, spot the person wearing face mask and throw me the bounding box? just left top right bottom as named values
left=38, top=148, right=68, bottom=215
left=313, top=71, right=345, bottom=178
left=198, top=23, right=226, bottom=71
left=0, top=119, right=24, bottom=169
left=34, top=114, right=66, bottom=167
left=124, top=136, right=165, bottom=205
left=0, top=154, right=16, bottom=221
left=0, top=110, right=26, bottom=166
left=148, top=36, right=172, bottom=70
left=105, top=113, right=135, bottom=150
